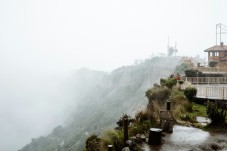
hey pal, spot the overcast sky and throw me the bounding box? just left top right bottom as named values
left=1, top=0, right=227, bottom=72
left=1, top=0, right=227, bottom=151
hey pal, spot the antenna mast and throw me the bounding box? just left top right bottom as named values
left=216, top=23, right=227, bottom=45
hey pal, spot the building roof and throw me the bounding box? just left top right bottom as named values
left=204, top=44, right=227, bottom=52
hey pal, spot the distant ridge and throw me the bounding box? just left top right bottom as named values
left=19, top=56, right=181, bottom=151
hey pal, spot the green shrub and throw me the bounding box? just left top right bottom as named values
left=160, top=78, right=177, bottom=89
left=129, top=120, right=154, bottom=136
left=102, top=130, right=124, bottom=151
left=207, top=101, right=226, bottom=125
left=184, top=69, right=204, bottom=77
left=145, top=86, right=171, bottom=102
left=116, top=114, right=134, bottom=129
left=129, top=110, right=156, bottom=135
left=85, top=134, right=101, bottom=151
left=184, top=87, right=197, bottom=101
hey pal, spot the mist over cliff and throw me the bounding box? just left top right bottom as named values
left=19, top=56, right=180, bottom=151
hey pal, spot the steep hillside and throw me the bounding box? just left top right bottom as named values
left=19, top=56, right=180, bottom=151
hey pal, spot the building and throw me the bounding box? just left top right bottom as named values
left=204, top=42, right=227, bottom=67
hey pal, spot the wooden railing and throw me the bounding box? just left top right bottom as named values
left=183, top=77, right=227, bottom=84
left=194, top=85, right=227, bottom=100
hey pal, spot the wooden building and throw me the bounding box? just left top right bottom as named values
left=204, top=42, right=227, bottom=67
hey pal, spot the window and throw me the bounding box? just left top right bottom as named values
left=225, top=51, right=227, bottom=56
left=215, top=52, right=219, bottom=56
left=209, top=52, right=212, bottom=56
left=210, top=52, right=219, bottom=56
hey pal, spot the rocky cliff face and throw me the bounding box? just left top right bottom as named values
left=19, top=56, right=180, bottom=151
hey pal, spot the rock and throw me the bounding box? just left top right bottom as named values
left=126, top=140, right=132, bottom=146
left=141, top=134, right=146, bottom=142
left=135, top=134, right=142, bottom=143
left=121, top=147, right=130, bottom=151
left=211, top=143, right=222, bottom=150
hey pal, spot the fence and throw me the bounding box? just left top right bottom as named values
left=194, top=85, right=227, bottom=100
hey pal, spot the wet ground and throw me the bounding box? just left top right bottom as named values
left=196, top=116, right=211, bottom=126
left=142, top=125, right=227, bottom=151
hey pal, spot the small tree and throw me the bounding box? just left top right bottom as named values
left=184, top=87, right=197, bottom=101
left=116, top=114, right=134, bottom=129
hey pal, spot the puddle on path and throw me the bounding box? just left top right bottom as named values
left=160, top=125, right=210, bottom=151
left=143, top=125, right=227, bottom=151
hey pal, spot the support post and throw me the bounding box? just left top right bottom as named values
left=166, top=101, right=171, bottom=111
left=123, top=118, right=128, bottom=146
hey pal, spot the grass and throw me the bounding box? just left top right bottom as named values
left=181, top=102, right=207, bottom=124
left=191, top=102, right=207, bottom=117
left=173, top=100, right=208, bottom=126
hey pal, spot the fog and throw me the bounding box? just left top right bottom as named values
left=0, top=66, right=77, bottom=150
left=1, top=0, right=227, bottom=150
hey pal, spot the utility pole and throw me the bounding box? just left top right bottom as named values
left=216, top=24, right=218, bottom=45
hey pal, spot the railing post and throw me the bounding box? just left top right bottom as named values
left=167, top=101, right=171, bottom=111
left=206, top=87, right=208, bottom=98
left=223, top=87, right=224, bottom=100
left=225, top=87, right=226, bottom=100
left=123, top=117, right=128, bottom=146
